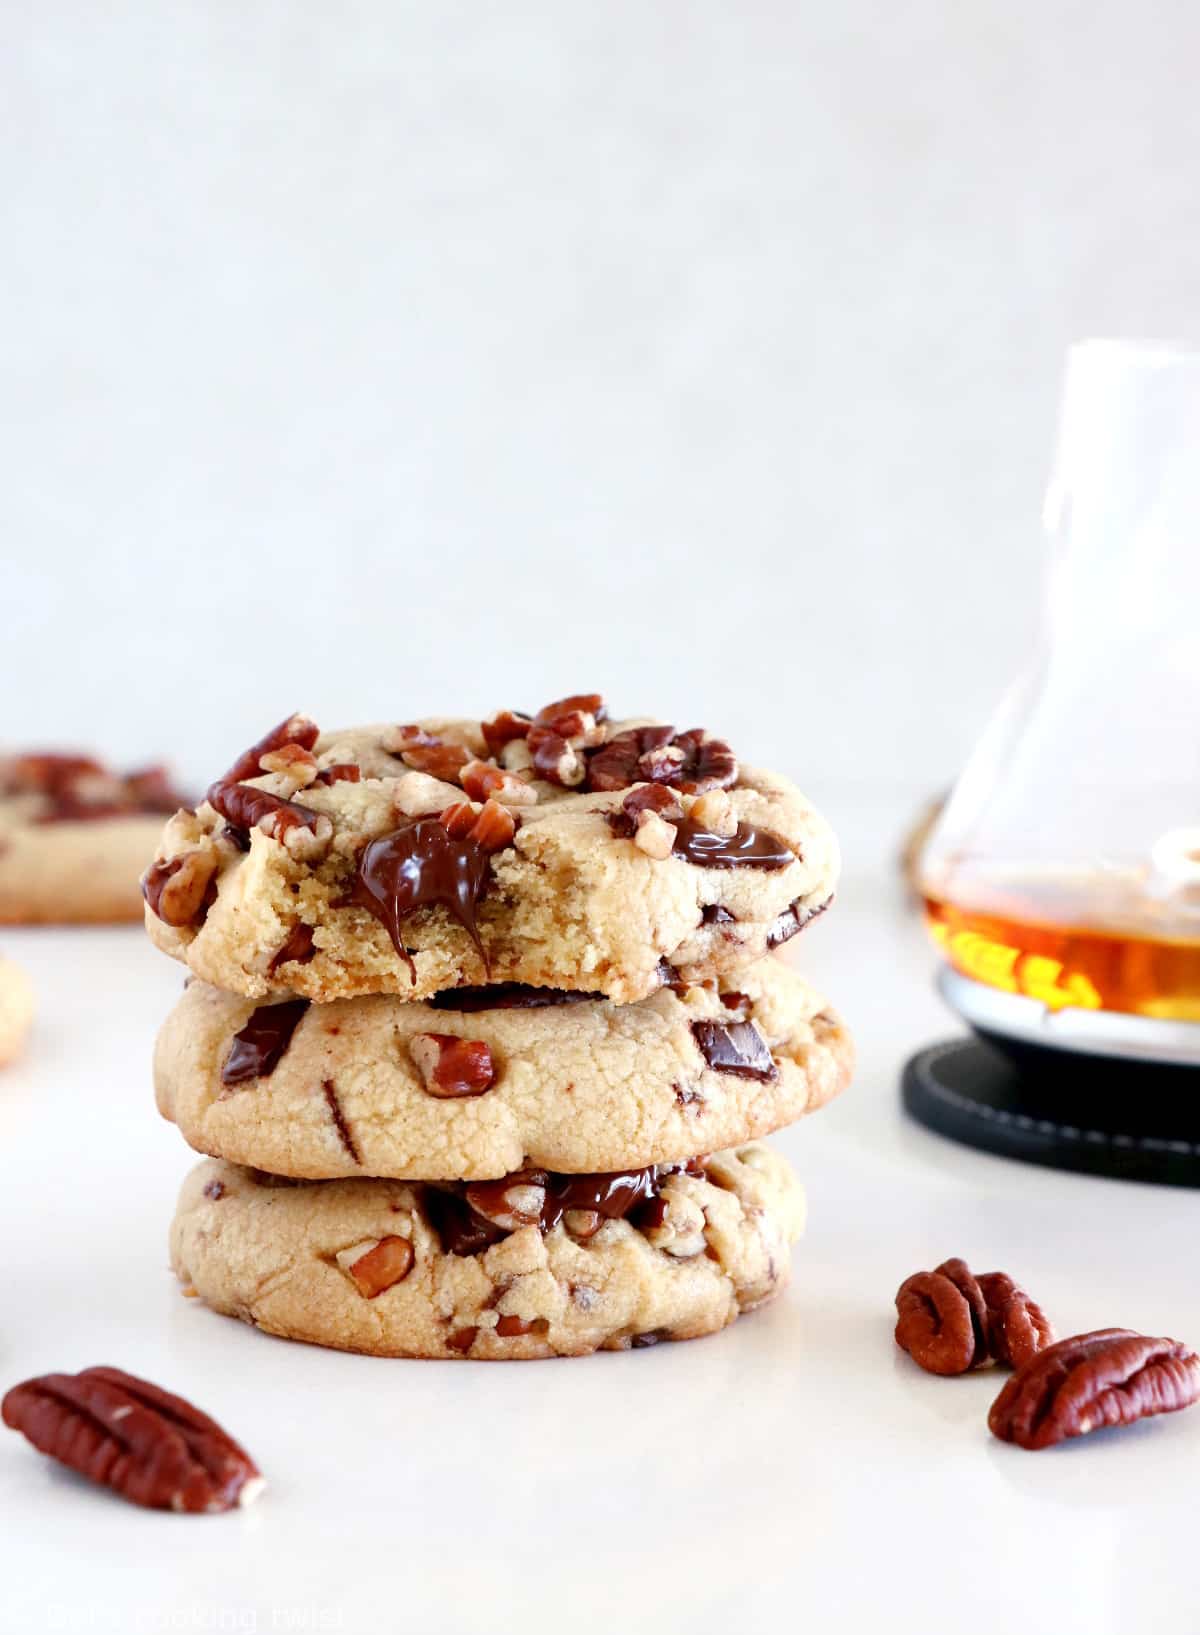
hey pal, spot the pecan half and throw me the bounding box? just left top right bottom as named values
left=988, top=1329, right=1200, bottom=1449
left=588, top=726, right=737, bottom=794
left=223, top=714, right=319, bottom=784
left=206, top=781, right=331, bottom=861
left=895, top=1258, right=1054, bottom=1375
left=1, top=1366, right=263, bottom=1513
left=409, top=1033, right=497, bottom=1098
left=977, top=1272, right=1056, bottom=1369
left=894, top=1262, right=987, bottom=1375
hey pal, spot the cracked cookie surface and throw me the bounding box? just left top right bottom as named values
left=170, top=1144, right=804, bottom=1359
left=142, top=707, right=838, bottom=1003
left=155, top=958, right=852, bottom=1179
left=0, top=752, right=186, bottom=924
left=0, top=956, right=33, bottom=1065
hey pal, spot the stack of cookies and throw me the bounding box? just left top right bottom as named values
left=144, top=696, right=852, bottom=1359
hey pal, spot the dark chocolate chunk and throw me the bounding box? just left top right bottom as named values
left=221, top=1000, right=310, bottom=1087
left=691, top=1019, right=778, bottom=1081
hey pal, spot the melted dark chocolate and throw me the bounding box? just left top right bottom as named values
left=424, top=1189, right=508, bottom=1257
left=671, top=818, right=793, bottom=870
left=346, top=819, right=493, bottom=977
left=221, top=1000, right=310, bottom=1087
left=428, top=1159, right=705, bottom=1256
left=428, top=984, right=600, bottom=1012
left=691, top=1019, right=778, bottom=1081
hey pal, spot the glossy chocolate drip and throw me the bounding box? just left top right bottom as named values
left=431, top=1160, right=705, bottom=1257
left=428, top=984, right=600, bottom=1012
left=222, top=1000, right=310, bottom=1087
left=671, top=818, right=793, bottom=870
left=425, top=1189, right=508, bottom=1257
left=691, top=1019, right=778, bottom=1081
left=347, top=819, right=492, bottom=978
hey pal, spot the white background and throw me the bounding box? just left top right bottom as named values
left=6, top=0, right=1200, bottom=862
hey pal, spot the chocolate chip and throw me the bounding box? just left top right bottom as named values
left=700, top=904, right=736, bottom=925
left=321, top=1079, right=360, bottom=1164
left=221, top=1000, right=310, bottom=1087
left=691, top=1019, right=778, bottom=1081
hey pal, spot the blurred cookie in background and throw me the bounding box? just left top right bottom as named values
left=0, top=752, right=189, bottom=924
left=0, top=955, right=33, bottom=1064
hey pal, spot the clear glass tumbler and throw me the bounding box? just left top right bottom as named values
left=921, top=340, right=1200, bottom=1060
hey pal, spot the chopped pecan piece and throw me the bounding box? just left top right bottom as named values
left=634, top=810, right=677, bottom=859
left=494, top=1315, right=547, bottom=1338
left=258, top=743, right=318, bottom=785
left=397, top=740, right=471, bottom=782
left=460, top=760, right=537, bottom=805
left=462, top=798, right=516, bottom=851
left=622, top=783, right=684, bottom=823
left=533, top=693, right=606, bottom=730
left=988, top=1329, right=1200, bottom=1449
left=141, top=851, right=218, bottom=928
left=337, top=1236, right=415, bottom=1298
left=465, top=1175, right=547, bottom=1232
left=527, top=725, right=585, bottom=787
left=314, top=762, right=361, bottom=786
left=1, top=1366, right=263, bottom=1513
left=409, top=1033, right=498, bottom=1098
left=480, top=711, right=532, bottom=756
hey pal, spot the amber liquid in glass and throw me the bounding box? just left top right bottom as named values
left=924, top=873, right=1200, bottom=1021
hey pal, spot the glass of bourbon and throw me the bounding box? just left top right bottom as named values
left=921, top=340, right=1200, bottom=1063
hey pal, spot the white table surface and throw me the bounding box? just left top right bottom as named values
left=2, top=873, right=1197, bottom=1635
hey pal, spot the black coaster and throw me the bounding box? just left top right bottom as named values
left=903, top=1034, right=1200, bottom=1188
